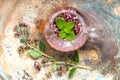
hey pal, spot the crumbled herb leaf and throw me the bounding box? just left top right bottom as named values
left=72, top=51, right=79, bottom=63
left=59, top=30, right=66, bottom=39
left=20, top=39, right=25, bottom=43
left=39, top=41, right=46, bottom=51
left=52, top=63, right=57, bottom=71
left=69, top=67, right=77, bottom=78
left=27, top=50, right=41, bottom=59
left=56, top=17, right=66, bottom=30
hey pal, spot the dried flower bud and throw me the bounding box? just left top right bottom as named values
left=41, top=57, right=48, bottom=64
left=34, top=62, right=41, bottom=72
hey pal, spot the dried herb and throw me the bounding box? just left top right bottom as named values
left=14, top=22, right=30, bottom=40
left=68, top=67, right=77, bottom=78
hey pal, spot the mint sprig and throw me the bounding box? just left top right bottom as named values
left=56, top=17, right=75, bottom=41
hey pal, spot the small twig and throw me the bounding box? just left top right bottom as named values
left=43, top=61, right=92, bottom=70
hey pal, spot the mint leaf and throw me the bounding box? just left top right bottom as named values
left=59, top=30, right=66, bottom=39
left=66, top=21, right=74, bottom=30
left=39, top=41, right=46, bottom=51
left=65, top=31, right=75, bottom=41
left=56, top=17, right=66, bottom=30
left=73, top=51, right=79, bottom=63
left=66, top=36, right=72, bottom=41
left=69, top=67, right=77, bottom=78
left=20, top=39, right=25, bottom=43
left=27, top=50, right=41, bottom=59
left=52, top=63, right=57, bottom=71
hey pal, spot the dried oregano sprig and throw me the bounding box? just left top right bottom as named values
left=14, top=22, right=92, bottom=78
left=25, top=41, right=92, bottom=78
left=14, top=21, right=30, bottom=39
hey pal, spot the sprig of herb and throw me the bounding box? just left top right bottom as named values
left=68, top=51, right=79, bottom=78
left=25, top=41, right=92, bottom=78
left=56, top=17, right=75, bottom=41
left=26, top=42, right=55, bottom=60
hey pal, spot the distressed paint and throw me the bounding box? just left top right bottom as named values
left=0, top=0, right=120, bottom=80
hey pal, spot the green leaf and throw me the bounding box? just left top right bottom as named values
left=66, top=21, right=75, bottom=30
left=73, top=51, right=79, bottom=63
left=27, top=50, right=41, bottom=59
left=59, top=30, right=66, bottom=39
left=56, top=17, right=66, bottom=30
left=20, top=39, right=25, bottom=43
left=39, top=41, right=46, bottom=51
left=65, top=31, right=75, bottom=41
left=50, top=57, right=56, bottom=62
left=52, top=63, right=57, bottom=71
left=69, top=67, right=77, bottom=78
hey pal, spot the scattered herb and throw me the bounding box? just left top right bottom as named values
left=27, top=50, right=41, bottom=59
left=69, top=67, right=77, bottom=78
left=39, top=41, right=46, bottom=51
left=34, top=62, right=41, bottom=71
left=41, top=57, right=48, bottom=63
left=55, top=17, right=75, bottom=40
left=14, top=22, right=30, bottom=40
